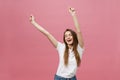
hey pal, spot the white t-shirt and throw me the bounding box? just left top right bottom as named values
left=56, top=42, right=84, bottom=78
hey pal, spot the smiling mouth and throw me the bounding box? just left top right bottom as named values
left=67, top=39, right=72, bottom=42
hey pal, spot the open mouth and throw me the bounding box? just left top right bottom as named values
left=67, top=39, right=72, bottom=42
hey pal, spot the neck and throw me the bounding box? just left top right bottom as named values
left=68, top=44, right=73, bottom=49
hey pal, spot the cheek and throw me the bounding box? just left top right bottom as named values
left=71, top=36, right=73, bottom=40
left=64, top=38, right=67, bottom=42
left=71, top=37, right=74, bottom=42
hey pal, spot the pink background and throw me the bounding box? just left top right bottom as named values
left=0, top=0, right=120, bottom=80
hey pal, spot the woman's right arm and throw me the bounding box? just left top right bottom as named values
left=29, top=15, right=58, bottom=48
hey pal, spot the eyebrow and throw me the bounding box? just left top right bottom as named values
left=65, top=33, right=72, bottom=36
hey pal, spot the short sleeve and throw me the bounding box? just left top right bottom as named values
left=77, top=44, right=84, bottom=59
left=56, top=42, right=65, bottom=55
left=56, top=42, right=63, bottom=50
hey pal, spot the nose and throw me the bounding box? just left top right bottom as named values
left=66, top=37, right=70, bottom=40
left=67, top=35, right=71, bottom=38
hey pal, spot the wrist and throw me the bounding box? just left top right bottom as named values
left=31, top=20, right=36, bottom=24
left=71, top=12, right=76, bottom=16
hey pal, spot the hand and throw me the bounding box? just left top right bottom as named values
left=69, top=7, right=76, bottom=16
left=29, top=15, right=35, bottom=23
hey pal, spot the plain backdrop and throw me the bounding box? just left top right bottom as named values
left=0, top=0, right=120, bottom=80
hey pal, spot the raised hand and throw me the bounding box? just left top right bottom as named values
left=29, top=14, right=58, bottom=48
left=69, top=7, right=84, bottom=48
left=29, top=15, right=35, bottom=23
left=69, top=8, right=76, bottom=16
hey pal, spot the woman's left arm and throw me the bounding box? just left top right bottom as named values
left=69, top=8, right=84, bottom=48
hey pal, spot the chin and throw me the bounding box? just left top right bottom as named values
left=67, top=42, right=73, bottom=45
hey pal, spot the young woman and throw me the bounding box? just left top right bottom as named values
left=29, top=7, right=84, bottom=80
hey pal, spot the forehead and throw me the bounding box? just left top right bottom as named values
left=65, top=31, right=72, bottom=35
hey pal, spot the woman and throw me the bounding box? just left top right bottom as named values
left=29, top=7, right=84, bottom=80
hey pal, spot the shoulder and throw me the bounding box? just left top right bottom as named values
left=77, top=44, right=85, bottom=59
left=77, top=44, right=84, bottom=52
left=56, top=41, right=65, bottom=50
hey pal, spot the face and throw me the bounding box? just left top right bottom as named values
left=64, top=31, right=73, bottom=45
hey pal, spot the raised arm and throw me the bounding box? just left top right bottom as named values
left=29, top=15, right=58, bottom=48
left=69, top=8, right=84, bottom=48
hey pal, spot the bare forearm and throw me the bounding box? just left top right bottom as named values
left=72, top=14, right=81, bottom=32
left=73, top=15, right=84, bottom=47
left=31, top=21, right=58, bottom=48
left=29, top=15, right=58, bottom=47
left=69, top=8, right=84, bottom=48
left=31, top=21, right=49, bottom=36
